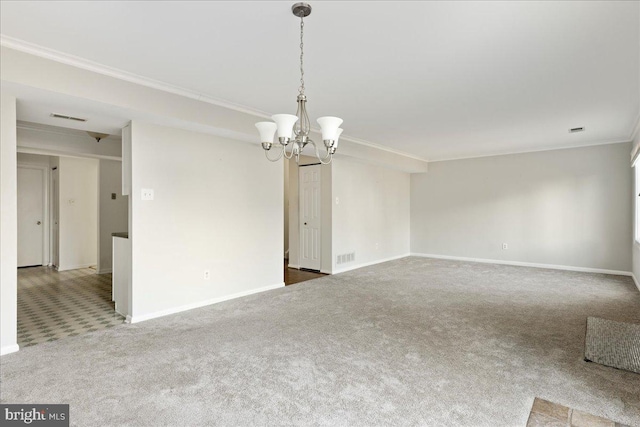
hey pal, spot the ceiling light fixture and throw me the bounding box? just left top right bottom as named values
left=255, top=2, right=343, bottom=165
left=87, top=131, right=109, bottom=143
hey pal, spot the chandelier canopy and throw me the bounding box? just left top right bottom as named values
left=255, top=2, right=343, bottom=165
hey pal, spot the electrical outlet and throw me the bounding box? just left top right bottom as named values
left=204, top=270, right=210, bottom=280
left=141, top=188, right=154, bottom=200
left=502, top=243, right=508, bottom=250
left=375, top=242, right=379, bottom=249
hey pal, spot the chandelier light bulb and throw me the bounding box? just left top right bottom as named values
left=271, top=114, right=299, bottom=140
left=255, top=122, right=277, bottom=143
left=317, top=116, right=343, bottom=141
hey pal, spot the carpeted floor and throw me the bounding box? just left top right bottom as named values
left=1, top=257, right=639, bottom=426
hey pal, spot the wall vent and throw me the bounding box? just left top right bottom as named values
left=336, top=252, right=355, bottom=265
left=569, top=127, right=584, bottom=133
left=50, top=113, right=87, bottom=122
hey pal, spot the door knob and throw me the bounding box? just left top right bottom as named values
left=37, top=221, right=42, bottom=225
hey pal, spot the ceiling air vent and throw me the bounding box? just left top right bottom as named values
left=50, top=113, right=87, bottom=122
left=569, top=127, right=585, bottom=133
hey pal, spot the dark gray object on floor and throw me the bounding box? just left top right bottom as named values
left=585, top=317, right=640, bottom=374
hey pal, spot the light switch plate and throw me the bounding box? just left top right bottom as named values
left=141, top=188, right=154, bottom=200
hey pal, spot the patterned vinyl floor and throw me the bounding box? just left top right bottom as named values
left=17, top=266, right=125, bottom=348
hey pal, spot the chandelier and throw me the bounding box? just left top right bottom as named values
left=255, top=2, right=343, bottom=165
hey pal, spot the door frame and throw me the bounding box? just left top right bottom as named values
left=16, top=163, right=50, bottom=267
left=298, top=163, right=322, bottom=271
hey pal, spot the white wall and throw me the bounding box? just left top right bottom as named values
left=1, top=93, right=19, bottom=355
left=58, top=156, right=98, bottom=271
left=129, top=121, right=283, bottom=322
left=412, top=143, right=633, bottom=273
left=332, top=157, right=411, bottom=273
left=98, top=160, right=128, bottom=274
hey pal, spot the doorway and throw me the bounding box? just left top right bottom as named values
left=17, top=165, right=47, bottom=267
left=298, top=163, right=322, bottom=271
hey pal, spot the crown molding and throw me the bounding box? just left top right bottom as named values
left=429, top=138, right=633, bottom=163
left=1, top=35, right=429, bottom=164
left=0, top=35, right=273, bottom=120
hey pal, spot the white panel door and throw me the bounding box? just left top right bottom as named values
left=17, top=167, right=44, bottom=267
left=299, top=164, right=321, bottom=271
left=51, top=168, right=59, bottom=268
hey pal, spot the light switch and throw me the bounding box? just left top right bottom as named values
left=336, top=197, right=340, bottom=205
left=141, top=188, right=154, bottom=201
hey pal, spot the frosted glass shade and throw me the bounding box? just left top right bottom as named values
left=255, top=122, right=277, bottom=143
left=317, top=116, right=343, bottom=141
left=271, top=114, right=299, bottom=139
left=334, top=128, right=344, bottom=148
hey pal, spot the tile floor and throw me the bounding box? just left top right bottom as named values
left=17, top=266, right=125, bottom=348
left=527, top=398, right=628, bottom=427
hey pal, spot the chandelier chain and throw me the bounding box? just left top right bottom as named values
left=299, top=16, right=305, bottom=95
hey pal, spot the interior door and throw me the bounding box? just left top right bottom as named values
left=17, top=167, right=44, bottom=267
left=51, top=168, right=59, bottom=268
left=299, top=164, right=321, bottom=271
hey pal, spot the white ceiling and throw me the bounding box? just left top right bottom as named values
left=1, top=1, right=638, bottom=161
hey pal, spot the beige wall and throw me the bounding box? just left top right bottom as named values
left=411, top=142, right=633, bottom=273
left=129, top=121, right=283, bottom=321
left=332, top=157, right=411, bottom=273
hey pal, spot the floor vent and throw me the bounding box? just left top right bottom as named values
left=336, top=252, right=355, bottom=265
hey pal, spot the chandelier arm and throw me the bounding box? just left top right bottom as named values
left=283, top=144, right=298, bottom=160
left=264, top=145, right=285, bottom=162
left=308, top=140, right=333, bottom=165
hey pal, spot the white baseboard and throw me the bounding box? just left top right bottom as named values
left=128, top=282, right=285, bottom=324
left=331, top=253, right=411, bottom=275
left=287, top=264, right=300, bottom=269
left=632, top=274, right=640, bottom=292
left=1, top=344, right=19, bottom=356
left=57, top=263, right=96, bottom=272
left=98, top=268, right=112, bottom=275
left=411, top=253, right=633, bottom=277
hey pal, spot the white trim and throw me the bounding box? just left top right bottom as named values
left=287, top=264, right=300, bottom=269
left=632, top=274, right=640, bottom=292
left=320, top=269, right=332, bottom=275
left=57, top=263, right=96, bottom=272
left=97, top=268, right=112, bottom=275
left=429, top=139, right=634, bottom=164
left=1, top=36, right=426, bottom=164
left=332, top=253, right=411, bottom=275
left=1, top=344, right=20, bottom=356
left=411, top=253, right=632, bottom=277
left=128, top=282, right=285, bottom=324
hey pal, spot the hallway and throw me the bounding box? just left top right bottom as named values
left=17, top=267, right=124, bottom=348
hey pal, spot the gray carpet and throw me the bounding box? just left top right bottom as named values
left=585, top=317, right=640, bottom=374
left=1, top=257, right=640, bottom=426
